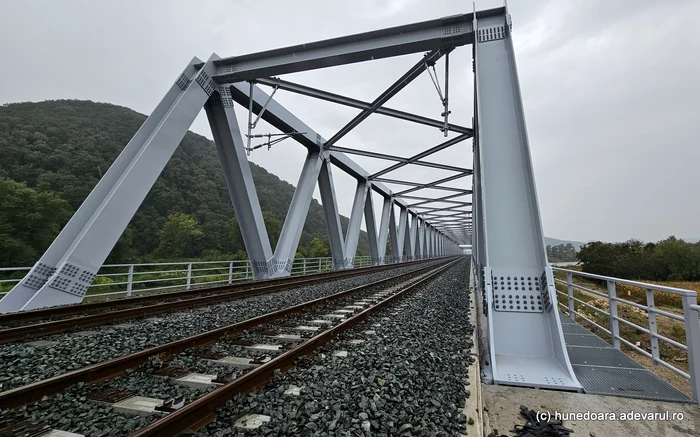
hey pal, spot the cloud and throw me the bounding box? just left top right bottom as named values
left=0, top=0, right=697, bottom=243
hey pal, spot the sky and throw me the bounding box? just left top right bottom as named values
left=0, top=0, right=698, bottom=244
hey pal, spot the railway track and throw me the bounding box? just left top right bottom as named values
left=0, top=259, right=459, bottom=436
left=0, top=258, right=446, bottom=344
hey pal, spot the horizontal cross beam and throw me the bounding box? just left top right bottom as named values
left=325, top=48, right=446, bottom=148
left=328, top=146, right=469, bottom=173
left=394, top=172, right=472, bottom=196
left=255, top=77, right=472, bottom=135
left=370, top=133, right=472, bottom=179
left=209, top=10, right=512, bottom=81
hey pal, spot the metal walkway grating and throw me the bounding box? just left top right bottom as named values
left=560, top=313, right=693, bottom=403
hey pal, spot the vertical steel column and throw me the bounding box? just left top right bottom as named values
left=318, top=159, right=346, bottom=270
left=474, top=10, right=580, bottom=390
left=377, top=196, right=392, bottom=264
left=364, top=187, right=380, bottom=265
left=271, top=151, right=323, bottom=277
left=397, top=206, right=408, bottom=262
left=344, top=180, right=368, bottom=268
left=418, top=221, right=425, bottom=260
left=9, top=55, right=220, bottom=312
left=407, top=213, right=418, bottom=261
left=389, top=204, right=401, bottom=263
left=205, top=86, right=274, bottom=279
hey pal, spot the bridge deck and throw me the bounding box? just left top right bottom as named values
left=561, top=313, right=692, bottom=403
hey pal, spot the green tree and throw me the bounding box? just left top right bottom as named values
left=153, top=212, right=203, bottom=260
left=308, top=237, right=330, bottom=258
left=0, top=100, right=371, bottom=263
left=0, top=178, right=73, bottom=267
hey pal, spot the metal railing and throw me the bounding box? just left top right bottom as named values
left=553, top=267, right=700, bottom=402
left=0, top=255, right=411, bottom=301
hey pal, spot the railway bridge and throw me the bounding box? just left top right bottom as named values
left=0, top=5, right=697, bottom=436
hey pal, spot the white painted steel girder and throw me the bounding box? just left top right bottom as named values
left=472, top=10, right=581, bottom=391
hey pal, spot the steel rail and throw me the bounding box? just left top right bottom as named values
left=0, top=259, right=455, bottom=409
left=128, top=258, right=461, bottom=436
left=0, top=258, right=447, bottom=343
left=0, top=258, right=442, bottom=328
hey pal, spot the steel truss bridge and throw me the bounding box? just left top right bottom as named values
left=0, top=6, right=584, bottom=392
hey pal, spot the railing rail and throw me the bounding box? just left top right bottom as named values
left=553, top=267, right=700, bottom=402
left=0, top=255, right=417, bottom=300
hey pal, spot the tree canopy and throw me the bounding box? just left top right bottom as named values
left=0, top=100, right=370, bottom=266
left=578, top=237, right=700, bottom=281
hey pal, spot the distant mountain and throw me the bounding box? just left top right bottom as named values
left=0, top=100, right=370, bottom=266
left=544, top=237, right=586, bottom=251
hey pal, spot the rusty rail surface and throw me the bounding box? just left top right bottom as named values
left=0, top=259, right=456, bottom=409
left=128, top=258, right=461, bottom=436
left=0, top=258, right=443, bottom=326
left=0, top=258, right=451, bottom=344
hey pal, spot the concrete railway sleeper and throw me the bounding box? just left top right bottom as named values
left=0, top=259, right=458, bottom=436
left=0, top=258, right=450, bottom=344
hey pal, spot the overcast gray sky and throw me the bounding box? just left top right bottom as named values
left=1, top=0, right=698, bottom=243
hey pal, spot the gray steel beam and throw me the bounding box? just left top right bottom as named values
left=272, top=150, right=323, bottom=277
left=227, top=81, right=411, bottom=211
left=255, top=77, right=472, bottom=135
left=377, top=197, right=392, bottom=263
left=318, top=159, right=346, bottom=270
left=0, top=56, right=206, bottom=313
left=12, top=55, right=221, bottom=311
left=370, top=133, right=472, bottom=179
left=205, top=88, right=274, bottom=279
left=394, top=172, right=472, bottom=196
left=364, top=187, right=380, bottom=265
left=325, top=48, right=445, bottom=148
left=344, top=181, right=368, bottom=267
left=409, top=192, right=470, bottom=208
left=474, top=11, right=580, bottom=390
left=409, top=214, right=419, bottom=261
left=327, top=145, right=469, bottom=173
left=211, top=11, right=496, bottom=81
left=388, top=203, right=400, bottom=263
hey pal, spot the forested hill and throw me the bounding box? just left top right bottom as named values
left=0, top=100, right=369, bottom=267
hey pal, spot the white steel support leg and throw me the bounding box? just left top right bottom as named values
left=0, top=57, right=205, bottom=313
left=343, top=181, right=368, bottom=268
left=5, top=55, right=221, bottom=312
left=377, top=197, right=392, bottom=264
left=318, top=159, right=346, bottom=270
left=397, top=207, right=408, bottom=262
left=475, top=12, right=580, bottom=391
left=408, top=213, right=418, bottom=261
left=363, top=187, right=380, bottom=265
left=205, top=87, right=274, bottom=279
left=271, top=151, right=323, bottom=277
left=390, top=205, right=401, bottom=263
left=417, top=221, right=424, bottom=260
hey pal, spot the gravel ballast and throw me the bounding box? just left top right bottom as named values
left=196, top=258, right=473, bottom=436
left=0, top=261, right=443, bottom=387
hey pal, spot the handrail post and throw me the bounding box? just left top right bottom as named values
left=607, top=280, right=620, bottom=349
left=646, top=288, right=659, bottom=365
left=246, top=263, right=250, bottom=280
left=303, top=258, right=307, bottom=275
left=126, top=264, right=134, bottom=297
left=681, top=296, right=700, bottom=402
left=186, top=263, right=192, bottom=290
left=566, top=271, right=575, bottom=321
left=318, top=258, right=321, bottom=272
left=228, top=262, right=233, bottom=284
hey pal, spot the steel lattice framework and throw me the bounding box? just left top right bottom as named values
left=0, top=5, right=582, bottom=393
